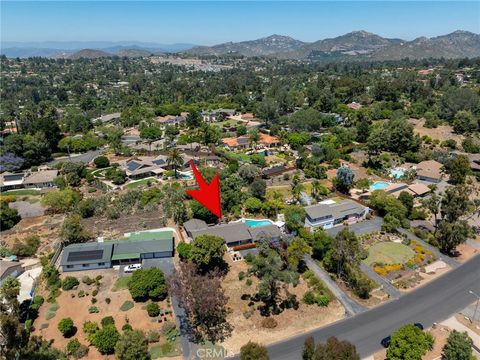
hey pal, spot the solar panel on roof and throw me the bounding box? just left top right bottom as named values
left=152, top=159, right=166, bottom=166
left=127, top=161, right=142, bottom=171
left=4, top=173, right=25, bottom=181
left=237, top=137, right=249, bottom=145
left=67, top=250, right=104, bottom=262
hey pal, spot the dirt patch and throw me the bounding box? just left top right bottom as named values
left=398, top=264, right=451, bottom=293
left=33, top=269, right=176, bottom=359
left=220, top=260, right=344, bottom=355
left=455, top=314, right=480, bottom=336
left=409, top=118, right=464, bottom=144
left=455, top=243, right=479, bottom=263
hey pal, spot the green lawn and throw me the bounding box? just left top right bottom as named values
left=2, top=189, right=41, bottom=196
left=112, top=276, right=131, bottom=292
left=125, top=177, right=157, bottom=189
left=364, top=242, right=415, bottom=266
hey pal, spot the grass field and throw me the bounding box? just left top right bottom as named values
left=125, top=177, right=157, bottom=189
left=111, top=276, right=131, bottom=292
left=2, top=189, right=41, bottom=196
left=149, top=338, right=182, bottom=359
left=364, top=242, right=415, bottom=266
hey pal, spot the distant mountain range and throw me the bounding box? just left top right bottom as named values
left=186, top=30, right=480, bottom=60
left=2, top=31, right=479, bottom=60
left=0, top=41, right=196, bottom=58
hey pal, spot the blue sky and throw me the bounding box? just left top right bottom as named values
left=2, top=1, right=479, bottom=45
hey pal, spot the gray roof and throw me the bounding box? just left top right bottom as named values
left=0, top=260, right=23, bottom=278
left=248, top=225, right=282, bottom=241
left=111, top=238, right=174, bottom=256
left=183, top=219, right=208, bottom=233
left=61, top=242, right=113, bottom=266
left=190, top=222, right=252, bottom=244
left=305, top=199, right=367, bottom=221
left=24, top=170, right=58, bottom=185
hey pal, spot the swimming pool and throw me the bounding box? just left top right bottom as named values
left=244, top=219, right=274, bottom=227
left=369, top=181, right=390, bottom=190
left=389, top=168, right=405, bottom=179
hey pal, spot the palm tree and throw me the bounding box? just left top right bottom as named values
left=311, top=180, right=321, bottom=200
left=167, top=147, right=184, bottom=178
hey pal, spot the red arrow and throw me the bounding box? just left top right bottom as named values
left=185, top=160, right=222, bottom=218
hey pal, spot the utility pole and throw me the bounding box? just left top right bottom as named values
left=469, top=290, right=480, bottom=323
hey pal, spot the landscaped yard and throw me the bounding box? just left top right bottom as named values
left=126, top=177, right=158, bottom=189
left=364, top=242, right=415, bottom=266
left=2, top=189, right=41, bottom=196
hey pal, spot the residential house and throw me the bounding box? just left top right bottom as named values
left=262, top=165, right=288, bottom=179
left=119, top=156, right=168, bottom=179
left=61, top=230, right=175, bottom=272
left=0, top=261, right=24, bottom=285
left=154, top=114, right=187, bottom=126
left=415, top=160, right=444, bottom=183
left=221, top=133, right=280, bottom=150
left=92, top=112, right=121, bottom=124
left=304, top=199, right=370, bottom=230
left=0, top=172, right=26, bottom=191
left=346, top=102, right=362, bottom=110
left=203, top=109, right=238, bottom=122
left=183, top=219, right=281, bottom=249
left=23, top=170, right=58, bottom=189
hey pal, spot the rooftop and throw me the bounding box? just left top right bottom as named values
left=305, top=199, right=367, bottom=221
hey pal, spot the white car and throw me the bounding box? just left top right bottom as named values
left=123, top=264, right=142, bottom=273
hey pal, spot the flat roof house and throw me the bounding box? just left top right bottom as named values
left=61, top=230, right=175, bottom=272
left=0, top=172, right=26, bottom=191
left=305, top=199, right=370, bottom=230
left=23, top=170, right=58, bottom=189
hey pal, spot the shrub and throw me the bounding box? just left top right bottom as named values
left=25, top=319, right=33, bottom=333
left=302, top=290, right=316, bottom=305
left=88, top=306, right=99, bottom=314
left=315, top=295, right=330, bottom=307
left=66, top=338, right=88, bottom=358
left=146, top=302, right=160, bottom=317
left=61, top=276, right=79, bottom=291
left=128, top=268, right=167, bottom=301
left=246, top=278, right=253, bottom=286
left=94, top=156, right=110, bottom=169
left=161, top=321, right=176, bottom=335
left=91, top=297, right=97, bottom=304
left=83, top=321, right=99, bottom=336
left=120, top=300, right=134, bottom=312
left=105, top=297, right=111, bottom=304
left=92, top=289, right=98, bottom=296
left=58, top=317, right=74, bottom=337
left=147, top=329, right=160, bottom=343
left=91, top=325, right=120, bottom=354
left=261, top=317, right=278, bottom=329
left=11, top=235, right=41, bottom=257
left=238, top=271, right=246, bottom=281
left=101, top=316, right=115, bottom=327
left=122, top=323, right=133, bottom=332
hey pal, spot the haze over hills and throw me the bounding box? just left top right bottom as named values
left=186, top=30, right=480, bottom=60
left=2, top=30, right=479, bottom=60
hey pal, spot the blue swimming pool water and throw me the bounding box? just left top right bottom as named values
left=369, top=181, right=390, bottom=190
left=390, top=169, right=405, bottom=179
left=245, top=219, right=273, bottom=227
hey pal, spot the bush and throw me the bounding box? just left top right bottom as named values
left=246, top=278, right=253, bottom=286
left=83, top=321, right=99, bottom=335
left=61, top=276, right=79, bottom=291
left=177, top=242, right=192, bottom=261
left=161, top=321, right=176, bottom=335
left=11, top=235, right=40, bottom=257
left=120, top=300, right=134, bottom=312
left=238, top=271, right=246, bottom=281
left=91, top=325, right=120, bottom=354
left=101, top=316, right=115, bottom=327
left=25, top=319, right=33, bottom=333
left=122, top=323, right=133, bottom=332
left=128, top=268, right=167, bottom=301
left=146, top=302, right=160, bottom=317
left=91, top=297, right=97, bottom=304
left=58, top=317, right=74, bottom=337
left=66, top=338, right=88, bottom=358
left=92, top=289, right=98, bottom=296
left=261, top=317, right=278, bottom=329
left=147, top=329, right=161, bottom=343
left=94, top=156, right=110, bottom=169
left=315, top=295, right=330, bottom=307
left=88, top=306, right=99, bottom=314
left=303, top=290, right=316, bottom=305
left=105, top=297, right=111, bottom=304
left=81, top=276, right=94, bottom=285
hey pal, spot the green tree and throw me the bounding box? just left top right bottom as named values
left=446, top=155, right=472, bottom=185
left=240, top=341, right=270, bottom=360
left=41, top=189, right=81, bottom=213
left=186, top=110, right=202, bottom=129
left=284, top=205, right=306, bottom=232
left=386, top=324, right=434, bottom=360
left=311, top=336, right=360, bottom=360
left=335, top=166, right=355, bottom=194
left=287, top=237, right=311, bottom=268
left=0, top=201, right=21, bottom=230
left=128, top=268, right=167, bottom=301
left=453, top=111, right=478, bottom=134
left=244, top=197, right=263, bottom=214
left=442, top=330, right=474, bottom=360
left=57, top=317, right=74, bottom=337
left=115, top=330, right=150, bottom=360
left=91, top=325, right=120, bottom=354
left=93, top=155, right=110, bottom=168
left=302, top=337, right=315, bottom=360
left=60, top=215, right=92, bottom=245
left=166, top=147, right=183, bottom=178
left=398, top=191, right=414, bottom=218
left=189, top=234, right=225, bottom=271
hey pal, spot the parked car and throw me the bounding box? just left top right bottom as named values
left=124, top=264, right=142, bottom=273
left=381, top=323, right=424, bottom=348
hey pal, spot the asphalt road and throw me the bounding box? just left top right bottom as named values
left=235, top=254, right=480, bottom=360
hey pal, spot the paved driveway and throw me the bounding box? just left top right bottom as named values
left=326, top=217, right=383, bottom=237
